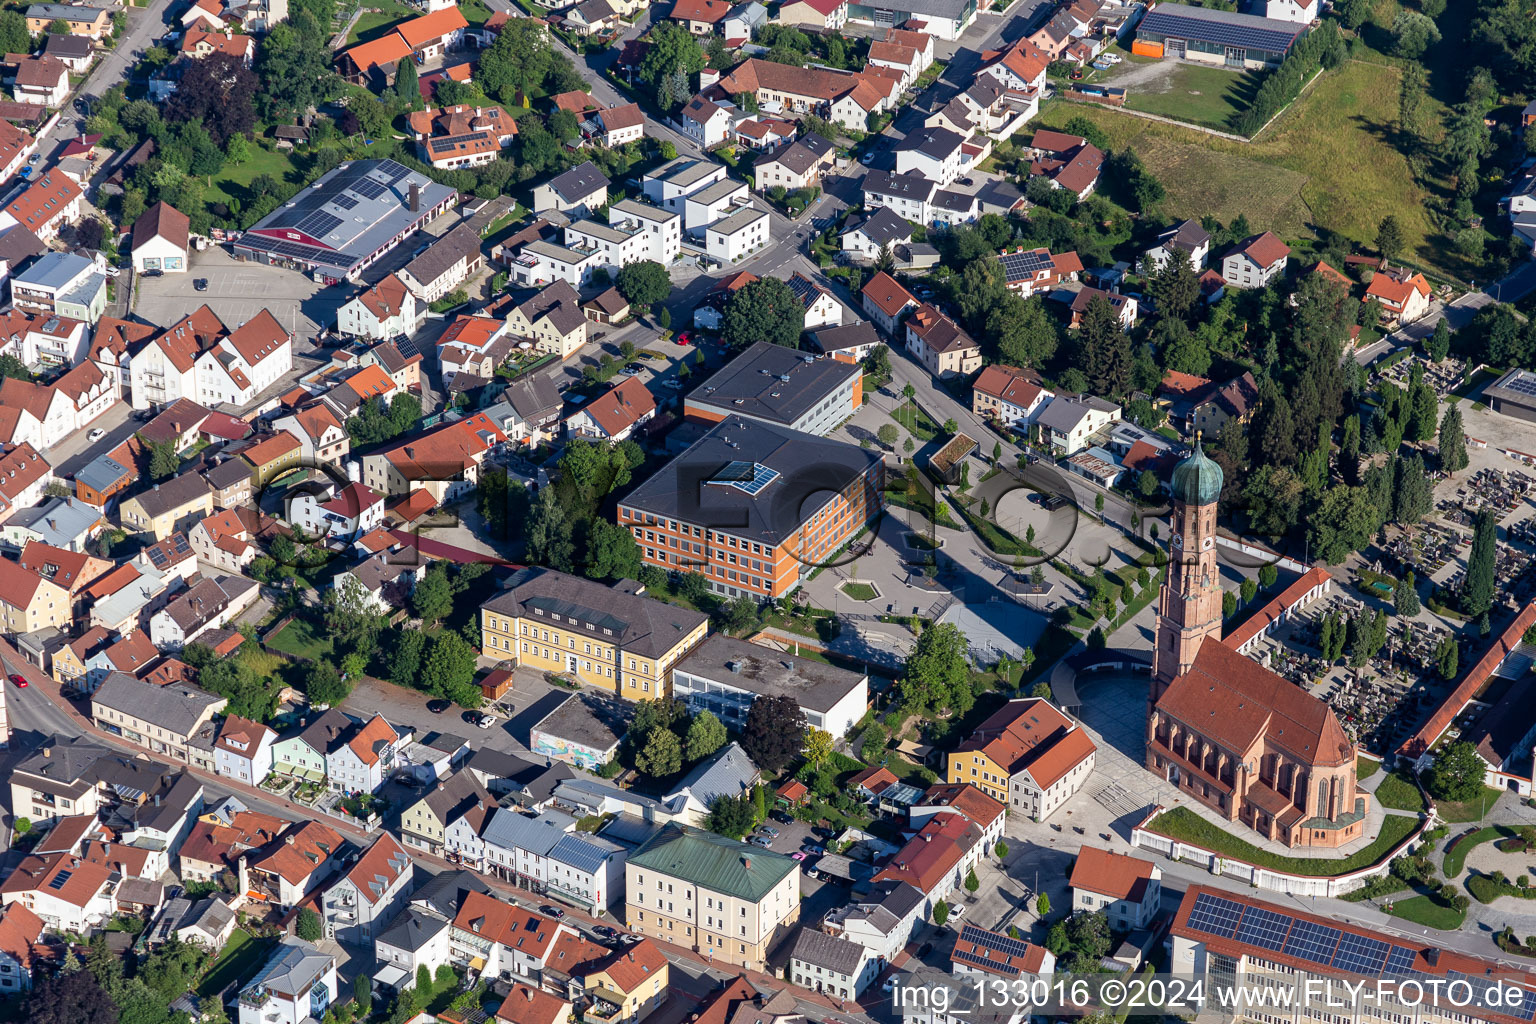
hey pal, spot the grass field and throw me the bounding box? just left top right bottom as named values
left=1120, top=62, right=1258, bottom=132
left=1443, top=825, right=1518, bottom=878
left=1357, top=756, right=1382, bottom=781
left=265, top=610, right=334, bottom=662
left=840, top=582, right=879, bottom=601
left=197, top=932, right=274, bottom=998
left=1038, top=58, right=1456, bottom=277
left=1374, top=771, right=1427, bottom=813
left=347, top=0, right=418, bottom=44
left=205, top=144, right=305, bottom=215
left=1149, top=806, right=1418, bottom=876
left=1435, top=786, right=1505, bottom=823
left=1385, top=892, right=1465, bottom=930
left=892, top=401, right=940, bottom=441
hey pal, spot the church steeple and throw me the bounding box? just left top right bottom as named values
left=1150, top=438, right=1225, bottom=706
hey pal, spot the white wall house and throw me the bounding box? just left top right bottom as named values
left=214, top=716, right=276, bottom=786
left=705, top=207, right=769, bottom=264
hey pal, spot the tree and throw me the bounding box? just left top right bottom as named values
left=616, top=260, right=672, bottom=308
left=637, top=728, right=683, bottom=776
left=901, top=622, right=970, bottom=715
left=1150, top=246, right=1200, bottom=322
left=639, top=23, right=706, bottom=108
left=677, top=571, right=710, bottom=605
left=1308, top=486, right=1381, bottom=565
left=1439, top=405, right=1469, bottom=475
left=877, top=423, right=899, bottom=447
left=478, top=18, right=552, bottom=100
left=1080, top=295, right=1131, bottom=397
left=964, top=868, right=979, bottom=893
left=393, top=57, right=419, bottom=106
left=1426, top=740, right=1486, bottom=802
left=741, top=694, right=806, bottom=772
left=1427, top=319, right=1452, bottom=363
left=1464, top=508, right=1497, bottom=619
left=47, top=18, right=68, bottom=33
left=933, top=901, right=949, bottom=926
left=527, top=487, right=575, bottom=573
left=1036, top=893, right=1050, bottom=915
left=717, top=594, right=760, bottom=635
left=1376, top=215, right=1404, bottom=262
left=705, top=793, right=755, bottom=838
left=1392, top=10, right=1441, bottom=59
left=306, top=661, right=350, bottom=707
left=411, top=565, right=455, bottom=624
left=27, top=965, right=119, bottom=1024
left=164, top=52, right=258, bottom=146
left=389, top=629, right=427, bottom=688
left=1222, top=590, right=1238, bottom=618
left=685, top=711, right=727, bottom=762
left=803, top=727, right=834, bottom=768
left=354, top=974, right=372, bottom=1015
left=0, top=11, right=27, bottom=55
left=723, top=277, right=804, bottom=348
left=296, top=906, right=323, bottom=941
left=995, top=841, right=1009, bottom=858
left=147, top=439, right=180, bottom=480
left=420, top=633, right=480, bottom=705
left=1061, top=115, right=1109, bottom=151
left=1240, top=577, right=1257, bottom=605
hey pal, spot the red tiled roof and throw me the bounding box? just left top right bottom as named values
left=785, top=0, right=845, bottom=14
left=3, top=171, right=79, bottom=232
left=1069, top=847, right=1156, bottom=901
left=1400, top=599, right=1536, bottom=758
left=396, top=5, right=468, bottom=47
left=453, top=890, right=563, bottom=959
left=951, top=923, right=1049, bottom=976
left=1223, top=567, right=1331, bottom=652
left=579, top=376, right=655, bottom=437
left=973, top=365, right=1043, bottom=408
left=347, top=714, right=398, bottom=767
left=495, top=984, right=569, bottom=1024
left=671, top=0, right=730, bottom=22
left=849, top=765, right=898, bottom=794
left=0, top=852, right=112, bottom=907
left=1229, top=231, right=1290, bottom=269
left=918, top=782, right=1005, bottom=829
left=1365, top=270, right=1430, bottom=309
left=583, top=938, right=667, bottom=992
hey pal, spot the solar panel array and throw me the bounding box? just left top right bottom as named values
left=998, top=249, right=1052, bottom=281
left=352, top=177, right=389, bottom=200
left=296, top=210, right=342, bottom=240
left=332, top=193, right=358, bottom=211
left=1184, top=893, right=1536, bottom=1020
left=1498, top=372, right=1536, bottom=398
left=713, top=460, right=780, bottom=495
left=1139, top=7, right=1302, bottom=54
left=429, top=131, right=489, bottom=154
left=957, top=923, right=1035, bottom=960
left=48, top=869, right=72, bottom=890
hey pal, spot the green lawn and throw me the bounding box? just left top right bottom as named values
left=1435, top=786, right=1505, bottom=823
left=1443, top=825, right=1519, bottom=878
left=265, top=611, right=334, bottom=662
left=1035, top=57, right=1470, bottom=281
left=1374, top=771, right=1427, bottom=813
left=1117, top=61, right=1258, bottom=132
left=197, top=932, right=274, bottom=998
left=1385, top=892, right=1466, bottom=931
left=1148, top=807, right=1418, bottom=876
left=891, top=401, right=940, bottom=441
left=1357, top=756, right=1382, bottom=782
left=840, top=582, right=879, bottom=601
left=205, top=143, right=305, bottom=214
left=346, top=0, right=419, bottom=44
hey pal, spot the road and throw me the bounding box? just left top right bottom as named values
left=37, top=0, right=178, bottom=165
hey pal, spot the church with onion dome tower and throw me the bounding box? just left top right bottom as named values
left=1144, top=441, right=1370, bottom=849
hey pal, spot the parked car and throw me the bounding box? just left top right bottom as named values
left=8, top=674, right=25, bottom=688
left=676, top=331, right=692, bottom=345
left=770, top=810, right=792, bottom=824
left=748, top=835, right=772, bottom=848
left=477, top=713, right=496, bottom=729
left=758, top=826, right=779, bottom=838
left=791, top=852, right=807, bottom=861
left=949, top=904, right=965, bottom=919
left=539, top=905, right=565, bottom=919
left=594, top=925, right=618, bottom=939
left=811, top=827, right=835, bottom=839
left=194, top=278, right=208, bottom=291
left=662, top=379, right=684, bottom=389
left=87, top=428, right=105, bottom=441
left=427, top=699, right=450, bottom=714
left=802, top=844, right=824, bottom=856
left=143, top=269, right=164, bottom=278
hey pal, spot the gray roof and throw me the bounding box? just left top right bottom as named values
left=291, top=708, right=355, bottom=756
left=466, top=745, right=539, bottom=783
left=1139, top=2, right=1306, bottom=54
left=666, top=741, right=759, bottom=808
left=242, top=937, right=334, bottom=1000
left=690, top=342, right=860, bottom=427
left=402, top=222, right=481, bottom=287
left=863, top=169, right=937, bottom=203
left=161, top=576, right=256, bottom=633
left=647, top=157, right=722, bottom=190
left=236, top=159, right=454, bottom=274
left=481, top=808, right=574, bottom=858
left=203, top=457, right=253, bottom=490
left=376, top=906, right=449, bottom=953
left=549, top=831, right=625, bottom=875
left=878, top=880, right=926, bottom=919
left=25, top=3, right=109, bottom=20
left=896, top=126, right=964, bottom=160
left=0, top=223, right=44, bottom=263
left=421, top=771, right=492, bottom=824
left=688, top=177, right=746, bottom=206
left=9, top=496, right=100, bottom=547
left=848, top=205, right=911, bottom=248
left=43, top=33, right=92, bottom=58
left=92, top=673, right=224, bottom=736
left=976, top=178, right=1025, bottom=214
left=123, top=771, right=203, bottom=834
left=676, top=634, right=867, bottom=712
left=545, top=161, right=611, bottom=203
left=707, top=205, right=767, bottom=237
left=1035, top=395, right=1117, bottom=432
left=597, top=812, right=659, bottom=848
left=13, top=736, right=117, bottom=790
left=932, top=190, right=977, bottom=213
left=788, top=927, right=868, bottom=975
left=76, top=452, right=131, bottom=494
left=500, top=372, right=562, bottom=425
left=554, top=777, right=667, bottom=818
left=517, top=279, right=586, bottom=337
left=530, top=692, right=633, bottom=753
left=179, top=895, right=236, bottom=936
left=116, top=877, right=165, bottom=907
left=130, top=471, right=211, bottom=518
left=807, top=321, right=880, bottom=354
left=14, top=250, right=92, bottom=289
left=482, top=568, right=709, bottom=661
left=891, top=0, right=979, bottom=17
left=409, top=869, right=490, bottom=917
left=757, top=133, right=832, bottom=175
left=620, top=415, right=882, bottom=547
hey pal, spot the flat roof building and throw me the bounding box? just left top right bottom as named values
left=683, top=342, right=863, bottom=436
left=618, top=415, right=884, bottom=601
left=672, top=634, right=869, bottom=737
left=233, top=159, right=455, bottom=281
left=1136, top=2, right=1306, bottom=69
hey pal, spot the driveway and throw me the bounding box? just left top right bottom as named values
left=134, top=246, right=352, bottom=336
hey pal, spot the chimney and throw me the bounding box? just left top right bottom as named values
left=409, top=184, right=420, bottom=213
left=743, top=856, right=751, bottom=870
left=524, top=989, right=534, bottom=1003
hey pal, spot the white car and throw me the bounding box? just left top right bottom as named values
left=87, top=428, right=105, bottom=441
left=882, top=976, right=900, bottom=994
left=1101, top=53, right=1123, bottom=64
left=949, top=904, right=965, bottom=920
left=477, top=713, right=496, bottom=729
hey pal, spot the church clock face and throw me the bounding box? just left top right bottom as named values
left=1172, top=534, right=1183, bottom=549
left=1202, top=538, right=1213, bottom=550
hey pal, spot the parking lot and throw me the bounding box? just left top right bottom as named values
left=134, top=246, right=352, bottom=335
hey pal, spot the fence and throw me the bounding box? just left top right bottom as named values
left=1130, top=805, right=1425, bottom=898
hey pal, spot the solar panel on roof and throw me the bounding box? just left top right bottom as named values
left=712, top=460, right=780, bottom=495
left=1282, top=919, right=1341, bottom=965
left=379, top=160, right=413, bottom=185
left=1233, top=905, right=1290, bottom=952
left=297, top=211, right=342, bottom=239
left=351, top=178, right=389, bottom=200
left=1383, top=944, right=1415, bottom=974
left=1140, top=7, right=1302, bottom=54
left=430, top=132, right=489, bottom=153
left=395, top=335, right=420, bottom=359
left=998, top=249, right=1052, bottom=280
left=958, top=923, right=1035, bottom=959
left=332, top=193, right=359, bottom=211
left=1501, top=374, right=1536, bottom=397
left=48, top=869, right=72, bottom=890
left=1329, top=931, right=1389, bottom=973
left=1186, top=892, right=1243, bottom=938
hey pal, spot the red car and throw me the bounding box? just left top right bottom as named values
left=676, top=331, right=692, bottom=345
left=8, top=674, right=26, bottom=688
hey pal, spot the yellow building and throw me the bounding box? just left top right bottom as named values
left=239, top=432, right=304, bottom=488
left=947, top=697, right=1096, bottom=821
left=118, top=471, right=213, bottom=541
left=480, top=568, right=709, bottom=701
left=505, top=281, right=589, bottom=361
left=0, top=559, right=69, bottom=635
left=577, top=939, right=669, bottom=1024
left=399, top=771, right=492, bottom=856
left=90, top=672, right=227, bottom=764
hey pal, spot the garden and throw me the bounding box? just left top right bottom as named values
left=1147, top=806, right=1419, bottom=876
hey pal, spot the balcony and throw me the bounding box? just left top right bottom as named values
left=239, top=988, right=272, bottom=1009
